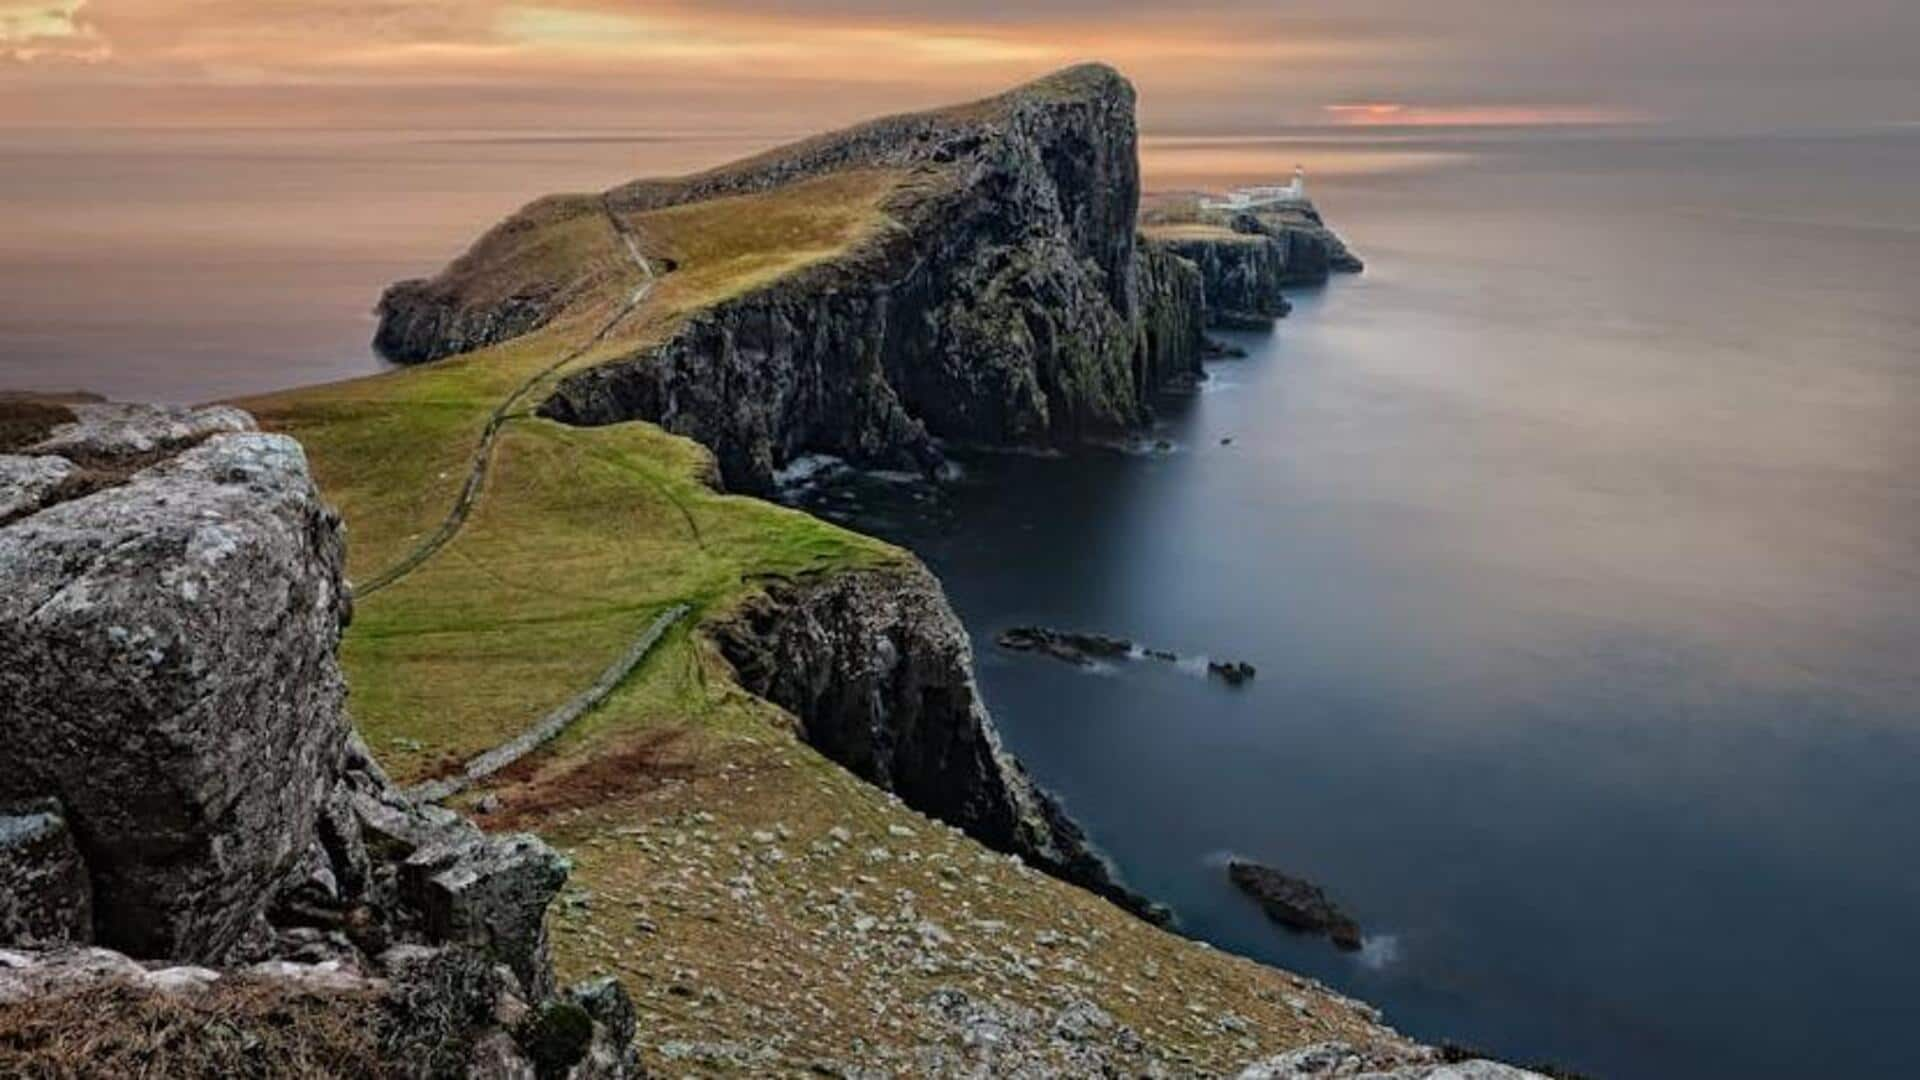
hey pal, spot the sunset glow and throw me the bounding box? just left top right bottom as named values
left=1325, top=102, right=1645, bottom=127
left=0, top=1, right=1910, bottom=131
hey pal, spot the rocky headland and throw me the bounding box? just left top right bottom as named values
left=1141, top=195, right=1364, bottom=330
left=0, top=67, right=1554, bottom=1077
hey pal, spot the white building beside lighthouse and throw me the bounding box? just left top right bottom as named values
left=1202, top=165, right=1308, bottom=211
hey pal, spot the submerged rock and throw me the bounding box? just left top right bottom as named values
left=1229, top=860, right=1363, bottom=951
left=997, top=626, right=1134, bottom=666
left=1210, top=660, right=1258, bottom=686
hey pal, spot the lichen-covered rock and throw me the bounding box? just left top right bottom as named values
left=1236, top=1041, right=1547, bottom=1079
left=403, top=832, right=569, bottom=1000
left=0, top=429, right=350, bottom=963
left=0, top=455, right=82, bottom=527
left=0, top=801, right=91, bottom=948
left=29, top=402, right=256, bottom=464
left=711, top=561, right=1167, bottom=924
left=0, top=404, right=635, bottom=1075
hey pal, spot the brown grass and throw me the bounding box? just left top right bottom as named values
left=0, top=401, right=76, bottom=454
left=487, top=726, right=699, bottom=829
left=0, top=979, right=388, bottom=1079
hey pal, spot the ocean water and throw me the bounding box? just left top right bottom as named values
left=804, top=132, right=1920, bottom=1079
left=5, top=126, right=1917, bottom=1078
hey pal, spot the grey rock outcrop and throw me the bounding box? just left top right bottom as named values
left=0, top=801, right=91, bottom=948
left=0, top=404, right=635, bottom=1075
left=710, top=562, right=1168, bottom=924
left=28, top=401, right=255, bottom=465
left=0, top=455, right=82, bottom=527
left=0, top=414, right=349, bottom=962
left=1237, top=1041, right=1548, bottom=1079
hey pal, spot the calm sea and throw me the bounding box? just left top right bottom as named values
left=5, top=126, right=1917, bottom=1078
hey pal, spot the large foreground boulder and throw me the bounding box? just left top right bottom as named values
left=0, top=403, right=636, bottom=1075
left=0, top=411, right=349, bottom=962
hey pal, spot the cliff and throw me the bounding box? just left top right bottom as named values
left=378, top=64, right=1204, bottom=494
left=218, top=65, right=1491, bottom=1074
left=710, top=564, right=1169, bottom=923
left=1142, top=195, right=1364, bottom=330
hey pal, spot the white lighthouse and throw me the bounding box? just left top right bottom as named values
left=1200, top=165, right=1309, bottom=212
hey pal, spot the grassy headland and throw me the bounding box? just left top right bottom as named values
left=238, top=80, right=1402, bottom=1072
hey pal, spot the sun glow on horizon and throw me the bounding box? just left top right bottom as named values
left=1326, top=102, right=1644, bottom=127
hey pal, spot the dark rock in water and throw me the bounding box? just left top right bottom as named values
left=1204, top=338, right=1250, bottom=360
left=998, top=626, right=1134, bottom=666
left=712, top=567, right=1168, bottom=925
left=0, top=799, right=92, bottom=948
left=1209, top=660, right=1257, bottom=686
left=1228, top=859, right=1362, bottom=951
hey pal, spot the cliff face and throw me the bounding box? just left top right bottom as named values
left=1142, top=201, right=1364, bottom=331
left=709, top=563, right=1167, bottom=923
left=1135, top=244, right=1209, bottom=387
left=376, top=65, right=1202, bottom=494
left=1150, top=233, right=1296, bottom=328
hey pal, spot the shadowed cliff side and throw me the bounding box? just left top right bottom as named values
left=377, top=64, right=1204, bottom=494
left=709, top=564, right=1170, bottom=923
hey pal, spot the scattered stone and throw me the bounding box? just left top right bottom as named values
left=1236, top=1041, right=1548, bottom=1079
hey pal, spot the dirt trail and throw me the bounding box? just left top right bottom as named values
left=355, top=202, right=657, bottom=598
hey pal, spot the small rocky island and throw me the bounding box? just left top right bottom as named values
left=1230, top=860, right=1366, bottom=952
left=1, top=67, right=1547, bottom=1077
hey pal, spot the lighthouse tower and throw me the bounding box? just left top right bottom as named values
left=1286, top=164, right=1306, bottom=200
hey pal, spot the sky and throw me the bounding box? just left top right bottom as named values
left=2, top=0, right=1917, bottom=133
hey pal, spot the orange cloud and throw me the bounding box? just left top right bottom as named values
left=1325, top=102, right=1644, bottom=127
